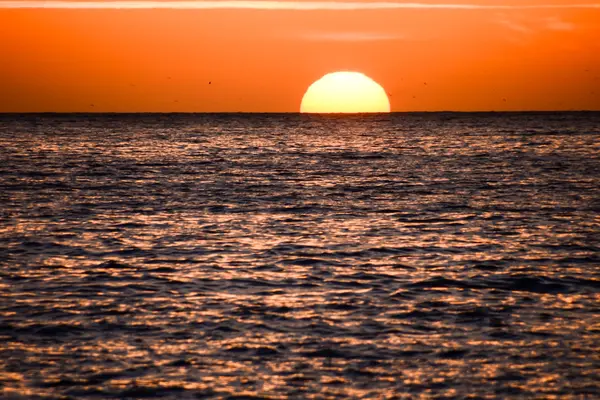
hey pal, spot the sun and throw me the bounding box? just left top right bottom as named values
left=300, top=71, right=391, bottom=114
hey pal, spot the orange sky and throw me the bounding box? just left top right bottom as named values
left=0, top=0, right=599, bottom=112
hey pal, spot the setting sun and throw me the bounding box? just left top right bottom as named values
left=300, top=72, right=391, bottom=114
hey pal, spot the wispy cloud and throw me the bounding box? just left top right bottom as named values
left=1, top=1, right=600, bottom=10
left=302, top=31, right=406, bottom=41
left=497, top=14, right=578, bottom=35
left=497, top=16, right=533, bottom=34
left=545, top=16, right=576, bottom=31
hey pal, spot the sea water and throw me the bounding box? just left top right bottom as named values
left=0, top=112, right=599, bottom=398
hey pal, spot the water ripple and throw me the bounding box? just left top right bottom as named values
left=0, top=112, right=599, bottom=398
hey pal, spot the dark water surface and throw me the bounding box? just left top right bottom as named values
left=0, top=112, right=599, bottom=399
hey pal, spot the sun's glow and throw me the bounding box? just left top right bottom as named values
left=300, top=71, right=391, bottom=113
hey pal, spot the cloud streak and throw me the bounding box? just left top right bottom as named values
left=1, top=1, right=600, bottom=10
left=302, top=31, right=406, bottom=41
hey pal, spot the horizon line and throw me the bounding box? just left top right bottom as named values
left=1, top=110, right=598, bottom=114
left=1, top=1, right=600, bottom=10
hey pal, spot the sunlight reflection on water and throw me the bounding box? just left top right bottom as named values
left=0, top=112, right=599, bottom=398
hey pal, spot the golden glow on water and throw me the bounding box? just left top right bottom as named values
left=0, top=114, right=598, bottom=397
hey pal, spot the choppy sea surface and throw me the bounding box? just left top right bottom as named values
left=0, top=112, right=599, bottom=399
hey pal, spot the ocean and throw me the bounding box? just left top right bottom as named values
left=0, top=112, right=599, bottom=398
